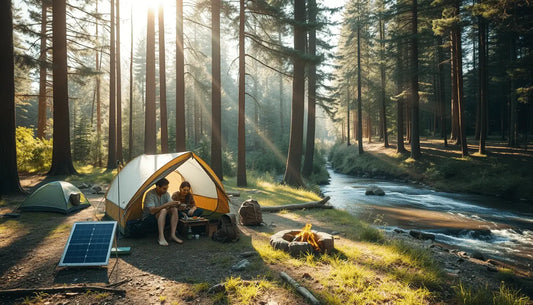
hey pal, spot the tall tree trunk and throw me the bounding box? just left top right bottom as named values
left=356, top=21, right=363, bottom=154
left=237, top=0, right=247, bottom=187
left=176, top=0, right=186, bottom=151
left=478, top=13, right=487, bottom=154
left=116, top=0, right=123, bottom=162
left=158, top=4, right=168, bottom=153
left=37, top=2, right=48, bottom=139
left=211, top=0, right=223, bottom=179
left=144, top=7, right=157, bottom=154
left=0, top=0, right=23, bottom=195
left=107, top=0, right=117, bottom=168
left=450, top=31, right=459, bottom=144
left=347, top=87, right=350, bottom=146
left=396, top=40, right=406, bottom=153
left=436, top=36, right=447, bottom=147
left=303, top=0, right=317, bottom=177
left=379, top=11, right=388, bottom=148
left=96, top=0, right=102, bottom=166
left=49, top=0, right=77, bottom=175
left=452, top=0, right=468, bottom=157
left=279, top=32, right=284, bottom=144
left=409, top=0, right=421, bottom=159
left=128, top=4, right=133, bottom=160
left=283, top=0, right=305, bottom=187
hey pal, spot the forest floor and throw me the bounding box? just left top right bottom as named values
left=1, top=141, right=533, bottom=304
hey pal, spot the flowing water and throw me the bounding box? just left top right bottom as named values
left=320, top=167, right=533, bottom=269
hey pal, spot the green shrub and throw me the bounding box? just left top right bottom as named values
left=16, top=126, right=52, bottom=173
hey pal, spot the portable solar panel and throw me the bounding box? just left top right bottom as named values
left=59, top=221, right=117, bottom=267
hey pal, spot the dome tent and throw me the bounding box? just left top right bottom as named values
left=105, top=152, right=230, bottom=234
left=20, top=181, right=90, bottom=214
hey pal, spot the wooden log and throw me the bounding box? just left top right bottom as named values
left=280, top=271, right=321, bottom=305
left=0, top=286, right=126, bottom=298
left=261, top=196, right=331, bottom=212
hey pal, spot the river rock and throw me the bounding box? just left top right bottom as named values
left=231, top=259, right=250, bottom=271
left=365, top=186, right=385, bottom=196
left=471, top=251, right=486, bottom=261
left=409, top=230, right=435, bottom=241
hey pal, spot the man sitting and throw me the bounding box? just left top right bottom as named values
left=143, top=178, right=184, bottom=246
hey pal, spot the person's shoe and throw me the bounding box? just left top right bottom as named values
left=171, top=236, right=184, bottom=244
left=158, top=239, right=169, bottom=246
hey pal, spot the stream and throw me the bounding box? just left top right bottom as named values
left=320, top=167, right=533, bottom=270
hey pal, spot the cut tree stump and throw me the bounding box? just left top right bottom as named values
left=261, top=196, right=331, bottom=212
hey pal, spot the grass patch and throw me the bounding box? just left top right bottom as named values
left=223, top=276, right=275, bottom=305
left=224, top=171, right=321, bottom=207
left=454, top=282, right=531, bottom=305
left=66, top=164, right=116, bottom=185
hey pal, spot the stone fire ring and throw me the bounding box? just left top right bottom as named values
left=270, top=229, right=334, bottom=256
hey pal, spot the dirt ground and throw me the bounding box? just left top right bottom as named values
left=1, top=176, right=532, bottom=304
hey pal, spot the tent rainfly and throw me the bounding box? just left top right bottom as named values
left=20, top=181, right=90, bottom=214
left=105, top=152, right=230, bottom=234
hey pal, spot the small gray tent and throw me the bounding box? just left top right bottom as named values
left=20, top=181, right=90, bottom=214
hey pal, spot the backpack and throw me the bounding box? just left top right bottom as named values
left=212, top=214, right=240, bottom=243
left=238, top=199, right=263, bottom=226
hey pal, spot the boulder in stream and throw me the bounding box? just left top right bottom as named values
left=365, top=186, right=385, bottom=196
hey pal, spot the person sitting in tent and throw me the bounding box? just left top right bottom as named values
left=172, top=181, right=203, bottom=219
left=143, top=178, right=184, bottom=246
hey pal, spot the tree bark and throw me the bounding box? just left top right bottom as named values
left=211, top=0, right=223, bottom=179
left=283, top=0, right=306, bottom=187
left=237, top=0, right=247, bottom=187
left=303, top=0, right=317, bottom=178
left=347, top=87, right=351, bottom=146
left=478, top=13, right=487, bottom=154
left=116, top=0, right=123, bottom=162
left=96, top=0, right=102, bottom=166
left=0, top=0, right=24, bottom=195
left=49, top=0, right=77, bottom=175
left=451, top=1, right=468, bottom=157
left=379, top=9, right=389, bottom=148
left=450, top=31, right=459, bottom=144
left=356, top=20, right=363, bottom=154
left=409, top=0, right=421, bottom=160
left=176, top=0, right=186, bottom=151
left=37, top=2, right=48, bottom=139
left=144, top=7, right=157, bottom=154
left=436, top=36, right=447, bottom=147
left=158, top=4, right=168, bottom=153
left=128, top=4, right=133, bottom=160
left=107, top=0, right=117, bottom=168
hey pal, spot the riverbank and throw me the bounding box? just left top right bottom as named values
left=1, top=170, right=531, bottom=304
left=329, top=138, right=533, bottom=202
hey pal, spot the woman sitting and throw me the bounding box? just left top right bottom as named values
left=172, top=181, right=203, bottom=219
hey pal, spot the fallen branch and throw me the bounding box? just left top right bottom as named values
left=280, top=271, right=320, bottom=305
left=261, top=196, right=331, bottom=212
left=0, top=286, right=126, bottom=298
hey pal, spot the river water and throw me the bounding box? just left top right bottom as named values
left=320, top=167, right=533, bottom=269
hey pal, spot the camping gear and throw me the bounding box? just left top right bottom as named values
left=238, top=199, right=263, bottom=226
left=20, top=181, right=90, bottom=214
left=212, top=214, right=240, bottom=243
left=105, top=152, right=230, bottom=234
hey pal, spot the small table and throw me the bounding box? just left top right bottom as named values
left=178, top=218, right=210, bottom=237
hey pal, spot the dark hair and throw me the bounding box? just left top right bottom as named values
left=155, top=178, right=169, bottom=187
left=180, top=181, right=191, bottom=189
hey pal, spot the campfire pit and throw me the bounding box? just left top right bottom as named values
left=270, top=224, right=334, bottom=256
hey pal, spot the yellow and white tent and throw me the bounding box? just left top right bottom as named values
left=105, top=152, right=230, bottom=233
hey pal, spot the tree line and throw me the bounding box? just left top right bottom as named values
left=332, top=0, right=532, bottom=158
left=1, top=0, right=335, bottom=195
